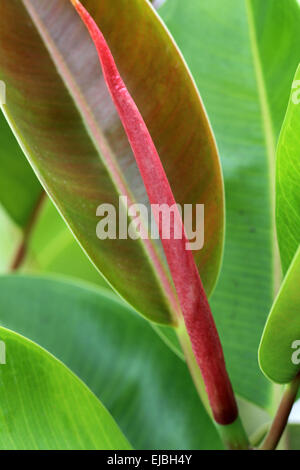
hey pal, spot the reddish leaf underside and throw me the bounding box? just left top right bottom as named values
left=71, top=0, right=237, bottom=425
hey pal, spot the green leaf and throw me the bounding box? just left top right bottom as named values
left=259, top=247, right=300, bottom=383
left=275, top=64, right=300, bottom=274
left=0, top=114, right=41, bottom=228
left=0, top=204, right=21, bottom=271
left=0, top=0, right=224, bottom=324
left=0, top=325, right=131, bottom=450
left=259, top=66, right=300, bottom=384
left=259, top=68, right=300, bottom=384
left=159, top=0, right=300, bottom=409
left=0, top=274, right=222, bottom=450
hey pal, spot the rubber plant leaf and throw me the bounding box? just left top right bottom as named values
left=0, top=274, right=222, bottom=450
left=259, top=65, right=300, bottom=383
left=159, top=0, right=300, bottom=409
left=0, top=326, right=131, bottom=449
left=275, top=64, right=300, bottom=274
left=0, top=0, right=223, bottom=325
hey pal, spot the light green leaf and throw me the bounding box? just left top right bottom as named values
left=259, top=67, right=300, bottom=383
left=0, top=0, right=224, bottom=325
left=275, top=64, right=300, bottom=273
left=259, top=247, right=300, bottom=383
left=159, top=0, right=300, bottom=409
left=0, top=274, right=222, bottom=450
left=259, top=68, right=300, bottom=384
left=0, top=325, right=131, bottom=450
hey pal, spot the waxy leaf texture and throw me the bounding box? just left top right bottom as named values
left=0, top=0, right=224, bottom=324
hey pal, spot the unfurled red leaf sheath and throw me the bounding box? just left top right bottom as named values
left=71, top=0, right=237, bottom=425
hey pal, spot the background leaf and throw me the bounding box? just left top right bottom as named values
left=286, top=424, right=300, bottom=449
left=0, top=115, right=41, bottom=228
left=259, top=68, right=300, bottom=384
left=0, top=325, right=131, bottom=450
left=0, top=274, right=222, bottom=450
left=0, top=204, right=21, bottom=272
left=159, top=0, right=300, bottom=409
left=0, top=0, right=224, bottom=325
left=275, top=63, right=300, bottom=273
left=23, top=199, right=109, bottom=289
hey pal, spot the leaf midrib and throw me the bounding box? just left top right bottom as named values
left=245, top=0, right=284, bottom=413
left=245, top=0, right=281, bottom=298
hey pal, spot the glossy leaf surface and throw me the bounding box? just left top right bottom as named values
left=0, top=325, right=131, bottom=449
left=0, top=275, right=222, bottom=450
left=0, top=0, right=223, bottom=324
left=0, top=204, right=21, bottom=271
left=259, top=67, right=300, bottom=384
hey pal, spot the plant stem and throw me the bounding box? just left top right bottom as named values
left=176, top=322, right=249, bottom=450
left=216, top=418, right=250, bottom=450
left=10, top=191, right=45, bottom=271
left=260, top=373, right=300, bottom=450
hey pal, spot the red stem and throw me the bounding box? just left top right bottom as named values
left=260, top=373, right=300, bottom=450
left=71, top=0, right=237, bottom=425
